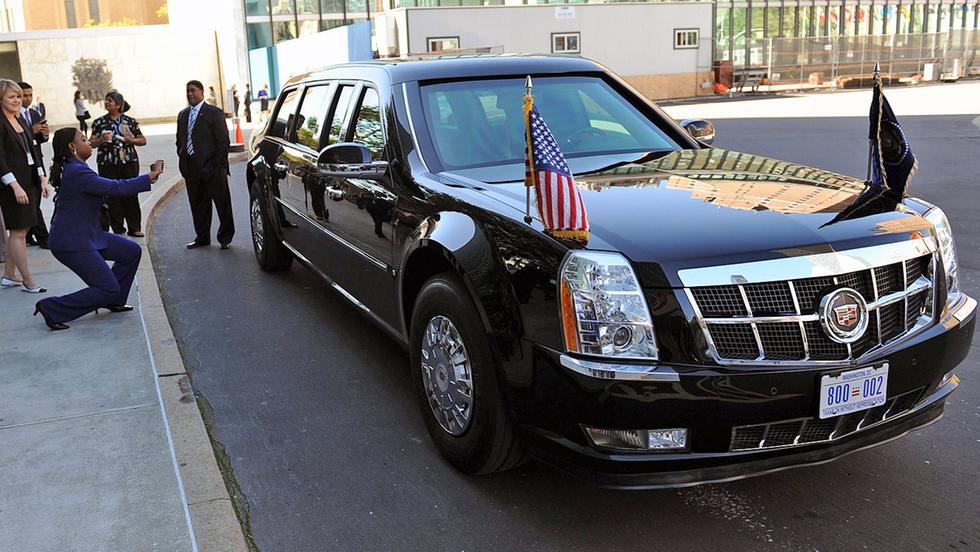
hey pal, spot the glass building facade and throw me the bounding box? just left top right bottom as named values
left=714, top=0, right=980, bottom=66
left=245, top=0, right=373, bottom=52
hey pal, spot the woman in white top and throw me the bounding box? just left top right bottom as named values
left=74, top=90, right=88, bottom=134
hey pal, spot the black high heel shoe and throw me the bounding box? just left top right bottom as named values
left=34, top=302, right=69, bottom=331
left=105, top=304, right=134, bottom=313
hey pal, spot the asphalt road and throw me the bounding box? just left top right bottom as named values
left=150, top=113, right=980, bottom=552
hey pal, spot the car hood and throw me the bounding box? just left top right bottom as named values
left=442, top=148, right=933, bottom=286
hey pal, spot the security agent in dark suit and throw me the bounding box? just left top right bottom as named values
left=18, top=82, right=50, bottom=248
left=176, top=80, right=234, bottom=249
left=33, top=128, right=164, bottom=331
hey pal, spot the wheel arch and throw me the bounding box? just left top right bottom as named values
left=399, top=212, right=525, bottom=364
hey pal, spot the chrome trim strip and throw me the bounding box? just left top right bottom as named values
left=867, top=278, right=930, bottom=310
left=788, top=281, right=810, bottom=360
left=704, top=314, right=819, bottom=324
left=401, top=82, right=430, bottom=173
left=559, top=355, right=681, bottom=382
left=276, top=198, right=387, bottom=270
left=678, top=238, right=937, bottom=287
left=280, top=240, right=404, bottom=341
left=951, top=294, right=977, bottom=323
left=737, top=284, right=765, bottom=360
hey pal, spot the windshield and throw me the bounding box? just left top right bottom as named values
left=418, top=76, right=681, bottom=171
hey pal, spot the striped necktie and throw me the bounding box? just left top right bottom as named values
left=187, top=106, right=198, bottom=155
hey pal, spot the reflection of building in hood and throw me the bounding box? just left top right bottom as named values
left=579, top=148, right=865, bottom=215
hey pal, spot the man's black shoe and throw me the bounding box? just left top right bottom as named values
left=186, top=241, right=210, bottom=249
left=220, top=243, right=231, bottom=250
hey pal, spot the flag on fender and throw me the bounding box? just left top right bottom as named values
left=868, top=76, right=917, bottom=197
left=822, top=68, right=917, bottom=227
left=523, top=90, right=590, bottom=242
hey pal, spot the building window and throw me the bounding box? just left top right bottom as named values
left=674, top=28, right=699, bottom=49
left=64, top=0, right=77, bottom=28
left=552, top=32, right=580, bottom=53
left=428, top=36, right=460, bottom=52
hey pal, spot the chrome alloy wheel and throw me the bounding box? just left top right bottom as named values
left=421, top=315, right=474, bottom=436
left=250, top=197, right=264, bottom=256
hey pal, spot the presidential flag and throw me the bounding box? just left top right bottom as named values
left=823, top=66, right=917, bottom=226
left=524, top=89, right=590, bottom=242
left=868, top=71, right=917, bottom=197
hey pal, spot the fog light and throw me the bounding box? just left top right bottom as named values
left=583, top=426, right=688, bottom=451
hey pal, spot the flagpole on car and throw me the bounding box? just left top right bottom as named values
left=865, top=61, right=881, bottom=185
left=524, top=75, right=534, bottom=224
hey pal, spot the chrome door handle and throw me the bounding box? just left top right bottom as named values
left=326, top=186, right=345, bottom=201
left=273, top=162, right=288, bottom=175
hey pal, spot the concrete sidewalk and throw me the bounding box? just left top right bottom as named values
left=0, top=174, right=247, bottom=551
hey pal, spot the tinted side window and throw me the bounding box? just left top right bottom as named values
left=269, top=88, right=300, bottom=138
left=326, top=85, right=354, bottom=146
left=291, top=85, right=333, bottom=150
left=352, top=87, right=385, bottom=160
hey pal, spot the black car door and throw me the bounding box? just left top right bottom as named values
left=316, top=83, right=400, bottom=327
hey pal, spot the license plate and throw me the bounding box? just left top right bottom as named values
left=819, top=363, right=889, bottom=419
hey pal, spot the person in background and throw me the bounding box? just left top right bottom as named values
left=232, top=84, right=240, bottom=118
left=90, top=90, right=147, bottom=237
left=258, top=84, right=269, bottom=123
left=243, top=83, right=252, bottom=123
left=176, top=80, right=234, bottom=250
left=33, top=128, right=164, bottom=331
left=74, top=90, right=89, bottom=134
left=0, top=79, right=52, bottom=293
left=207, top=86, right=217, bottom=106
left=19, top=82, right=50, bottom=249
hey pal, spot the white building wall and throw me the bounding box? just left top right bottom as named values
left=12, top=25, right=220, bottom=127
left=403, top=3, right=712, bottom=78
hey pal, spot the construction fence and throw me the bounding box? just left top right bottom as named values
left=718, top=29, right=979, bottom=91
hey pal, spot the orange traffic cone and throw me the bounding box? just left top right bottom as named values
left=234, top=118, right=244, bottom=144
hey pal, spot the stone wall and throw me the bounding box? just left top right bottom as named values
left=13, top=25, right=221, bottom=127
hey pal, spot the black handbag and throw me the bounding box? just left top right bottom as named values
left=82, top=110, right=91, bottom=120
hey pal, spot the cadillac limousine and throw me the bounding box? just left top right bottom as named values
left=245, top=55, right=975, bottom=488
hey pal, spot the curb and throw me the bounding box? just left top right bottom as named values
left=137, top=160, right=250, bottom=552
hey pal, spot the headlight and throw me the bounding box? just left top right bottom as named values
left=559, top=251, right=658, bottom=359
left=924, top=207, right=960, bottom=303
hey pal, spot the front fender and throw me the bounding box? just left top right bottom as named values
left=399, top=210, right=568, bottom=387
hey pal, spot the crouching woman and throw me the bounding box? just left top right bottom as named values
left=34, top=127, right=163, bottom=330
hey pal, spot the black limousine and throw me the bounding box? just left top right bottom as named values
left=245, top=55, right=975, bottom=488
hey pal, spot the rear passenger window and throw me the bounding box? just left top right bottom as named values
left=269, top=88, right=300, bottom=139
left=291, top=85, right=333, bottom=150
left=326, top=85, right=354, bottom=146
left=352, top=87, right=385, bottom=160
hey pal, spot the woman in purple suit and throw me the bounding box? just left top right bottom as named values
left=33, top=128, right=164, bottom=330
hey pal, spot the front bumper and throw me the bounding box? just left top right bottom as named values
left=508, top=294, right=975, bottom=489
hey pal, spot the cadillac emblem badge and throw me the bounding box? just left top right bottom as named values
left=819, top=288, right=869, bottom=344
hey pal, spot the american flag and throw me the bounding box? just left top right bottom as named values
left=524, top=94, right=590, bottom=242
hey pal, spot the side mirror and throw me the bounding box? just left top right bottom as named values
left=679, top=119, right=716, bottom=146
left=317, top=142, right=388, bottom=179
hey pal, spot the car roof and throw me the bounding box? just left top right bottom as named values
left=283, top=54, right=606, bottom=87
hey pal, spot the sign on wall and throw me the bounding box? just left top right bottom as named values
left=555, top=7, right=575, bottom=19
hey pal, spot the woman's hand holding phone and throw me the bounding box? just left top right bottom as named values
left=149, top=160, right=165, bottom=183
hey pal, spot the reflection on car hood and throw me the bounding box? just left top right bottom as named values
left=444, top=148, right=933, bottom=281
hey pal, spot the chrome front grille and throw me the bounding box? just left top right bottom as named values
left=730, top=389, right=924, bottom=451
left=680, top=239, right=938, bottom=366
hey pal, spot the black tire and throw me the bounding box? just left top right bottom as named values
left=410, top=273, right=526, bottom=474
left=249, top=182, right=292, bottom=271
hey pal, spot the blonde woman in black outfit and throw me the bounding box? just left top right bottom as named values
left=0, top=79, right=52, bottom=293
